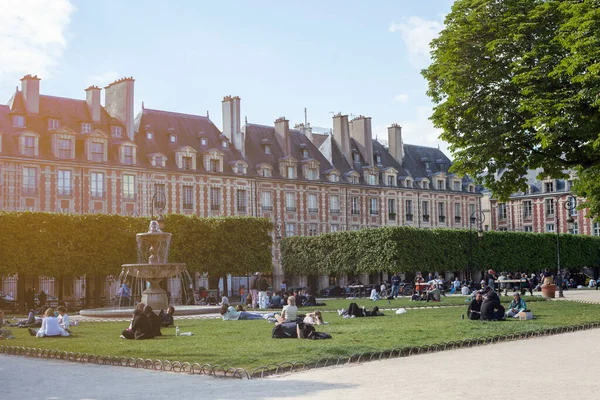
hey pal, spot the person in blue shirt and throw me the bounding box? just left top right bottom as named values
left=506, top=292, right=527, bottom=318
left=390, top=273, right=401, bottom=298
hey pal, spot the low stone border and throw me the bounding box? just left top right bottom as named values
left=2, top=321, right=600, bottom=379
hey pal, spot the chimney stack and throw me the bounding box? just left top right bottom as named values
left=294, top=123, right=313, bottom=143
left=349, top=115, right=373, bottom=165
left=387, top=123, right=404, bottom=164
left=20, top=74, right=40, bottom=114
left=222, top=96, right=244, bottom=156
left=274, top=117, right=291, bottom=155
left=104, top=77, right=135, bottom=140
left=333, top=113, right=352, bottom=166
left=85, top=86, right=102, bottom=122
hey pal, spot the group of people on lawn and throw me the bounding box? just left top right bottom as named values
left=120, top=304, right=175, bottom=340
left=467, top=287, right=528, bottom=321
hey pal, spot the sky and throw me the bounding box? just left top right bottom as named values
left=0, top=0, right=454, bottom=153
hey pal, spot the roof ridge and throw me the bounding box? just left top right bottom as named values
left=143, top=108, right=208, bottom=120
left=40, top=94, right=86, bottom=102
left=246, top=122, right=274, bottom=129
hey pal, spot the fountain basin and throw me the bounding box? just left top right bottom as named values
left=79, top=305, right=221, bottom=318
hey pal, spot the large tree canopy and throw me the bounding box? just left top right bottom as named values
left=423, top=0, right=600, bottom=216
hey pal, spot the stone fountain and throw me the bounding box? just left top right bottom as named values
left=121, top=220, right=187, bottom=310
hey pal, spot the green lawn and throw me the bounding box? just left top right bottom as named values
left=4, top=300, right=599, bottom=372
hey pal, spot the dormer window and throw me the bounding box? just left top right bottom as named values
left=146, top=132, right=154, bottom=140
left=153, top=155, right=166, bottom=168
left=469, top=185, right=474, bottom=193
left=48, top=119, right=60, bottom=130
left=329, top=174, right=339, bottom=183
left=306, top=167, right=319, bottom=181
left=111, top=126, right=123, bottom=137
left=170, top=134, right=177, bottom=143
left=89, top=142, right=103, bottom=162
left=232, top=161, right=248, bottom=175
left=58, top=138, right=72, bottom=159
left=376, top=155, right=382, bottom=165
left=264, top=145, right=271, bottom=154
left=424, top=161, right=430, bottom=170
left=287, top=166, right=296, bottom=179
left=222, top=140, right=228, bottom=148
left=122, top=145, right=134, bottom=164
left=182, top=156, right=193, bottom=170
left=406, top=178, right=412, bottom=188
left=367, top=174, right=377, bottom=185
left=209, top=159, right=219, bottom=172
left=21, top=134, right=38, bottom=157
left=387, top=175, right=395, bottom=187
left=302, top=149, right=309, bottom=158
left=81, top=123, right=92, bottom=134
left=437, top=180, right=445, bottom=190
left=353, top=152, right=360, bottom=162
left=351, top=175, right=359, bottom=184
left=453, top=181, right=461, bottom=191
left=200, top=137, right=207, bottom=146
left=263, top=168, right=271, bottom=177
left=13, top=115, right=25, bottom=127
left=544, top=181, right=554, bottom=193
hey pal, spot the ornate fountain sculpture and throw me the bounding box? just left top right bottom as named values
left=121, top=220, right=187, bottom=310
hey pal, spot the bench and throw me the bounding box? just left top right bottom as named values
left=495, top=279, right=530, bottom=296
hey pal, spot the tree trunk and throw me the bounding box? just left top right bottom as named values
left=94, top=274, right=103, bottom=307
left=17, top=273, right=26, bottom=313
left=222, top=273, right=229, bottom=298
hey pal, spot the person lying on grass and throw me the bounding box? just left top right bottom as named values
left=220, top=304, right=265, bottom=320
left=303, top=311, right=324, bottom=325
left=29, top=308, right=70, bottom=338
left=338, top=303, right=384, bottom=318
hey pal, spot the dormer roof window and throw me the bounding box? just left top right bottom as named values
left=222, top=140, right=228, bottom=148
left=48, top=118, right=60, bottom=131
left=303, top=149, right=309, bottom=158
left=231, top=161, right=248, bottom=175
left=265, top=145, right=271, bottom=154
left=81, top=122, right=92, bottom=134
left=376, top=154, right=382, bottom=165
left=353, top=152, right=360, bottom=163
left=20, top=133, right=39, bottom=157
left=111, top=126, right=123, bottom=138
left=199, top=137, right=207, bottom=146
left=12, top=115, right=25, bottom=127
left=146, top=132, right=154, bottom=140
left=121, top=145, right=135, bottom=165
left=170, top=134, right=177, bottom=143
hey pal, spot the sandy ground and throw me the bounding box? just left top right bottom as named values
left=2, top=289, right=599, bottom=400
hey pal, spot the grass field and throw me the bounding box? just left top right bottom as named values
left=3, top=300, right=599, bottom=371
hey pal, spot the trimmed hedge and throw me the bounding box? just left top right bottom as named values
left=281, top=226, right=600, bottom=276
left=0, top=212, right=273, bottom=277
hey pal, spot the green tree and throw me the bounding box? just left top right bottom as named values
left=423, top=0, right=600, bottom=216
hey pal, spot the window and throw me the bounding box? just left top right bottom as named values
left=572, top=222, right=579, bottom=234
left=302, top=149, right=309, bottom=158
left=13, top=115, right=25, bottom=127
left=222, top=140, right=228, bottom=148
left=523, top=201, right=533, bottom=218
left=123, top=146, right=134, bottom=164
left=111, top=126, right=123, bottom=137
left=122, top=175, right=135, bottom=200
left=200, top=137, right=207, bottom=146
left=264, top=145, right=271, bottom=154
left=23, top=136, right=36, bottom=156
left=424, top=161, right=430, bottom=170
left=351, top=175, right=359, bottom=184
left=285, top=192, right=296, bottom=211
left=91, top=142, right=104, bottom=162
left=438, top=202, right=446, bottom=223
left=544, top=181, right=554, bottom=193
left=351, top=197, right=360, bottom=214
left=388, top=198, right=396, bottom=220
left=367, top=174, right=377, bottom=185
left=376, top=155, right=382, bottom=165
left=210, top=187, right=221, bottom=210
left=469, top=204, right=476, bottom=221
left=236, top=189, right=247, bottom=212
left=22, top=167, right=37, bottom=194
left=153, top=155, right=165, bottom=168
left=469, top=185, right=474, bottom=193
left=287, top=166, right=295, bottom=179
left=594, top=222, right=600, bottom=236
left=331, top=224, right=339, bottom=232
left=353, top=152, right=360, bottom=162
left=545, top=199, right=555, bottom=216
left=524, top=226, right=533, bottom=232
left=91, top=172, right=104, bottom=197
left=437, top=180, right=444, bottom=190
left=154, top=183, right=166, bottom=197
left=406, top=179, right=413, bottom=188
left=405, top=200, right=413, bottom=221
left=57, top=170, right=71, bottom=196
left=454, top=203, right=462, bottom=223
left=58, top=138, right=71, bottom=159
left=422, top=181, right=429, bottom=189
left=369, top=198, right=378, bottom=215
left=182, top=156, right=192, bottom=170
left=170, top=134, right=177, bottom=143
left=48, top=119, right=60, bottom=130
left=422, top=201, right=430, bottom=222
left=568, top=196, right=577, bottom=216
left=546, top=223, right=555, bottom=233
left=262, top=168, right=271, bottom=177
left=81, top=123, right=91, bottom=134
left=453, top=181, right=461, bottom=191
left=183, top=186, right=193, bottom=209
left=146, top=132, right=153, bottom=140
left=387, top=175, right=395, bottom=187
left=498, top=203, right=507, bottom=219
left=307, top=167, right=318, bottom=181
left=329, top=174, right=339, bottom=183
left=309, top=223, right=318, bottom=236
left=330, top=195, right=340, bottom=214
left=261, top=191, right=272, bottom=211
left=285, top=223, right=296, bottom=237
left=308, top=193, right=318, bottom=213
left=209, top=159, right=220, bottom=173
left=351, top=225, right=360, bottom=231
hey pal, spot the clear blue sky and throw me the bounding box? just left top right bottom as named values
left=0, top=0, right=454, bottom=152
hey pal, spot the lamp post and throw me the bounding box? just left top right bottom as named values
left=151, top=189, right=167, bottom=229
left=555, top=194, right=576, bottom=298
left=468, top=210, right=485, bottom=281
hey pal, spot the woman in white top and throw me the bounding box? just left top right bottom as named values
left=275, top=296, right=297, bottom=324
left=32, top=308, right=69, bottom=337
left=57, top=306, right=70, bottom=330
left=303, top=310, right=324, bottom=325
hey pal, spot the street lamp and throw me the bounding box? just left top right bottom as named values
left=275, top=218, right=283, bottom=240
left=555, top=194, right=576, bottom=298
left=468, top=210, right=485, bottom=279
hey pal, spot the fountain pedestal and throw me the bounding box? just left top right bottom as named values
left=142, top=279, right=168, bottom=310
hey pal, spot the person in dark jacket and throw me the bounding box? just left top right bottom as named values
left=480, top=287, right=505, bottom=321
left=121, top=309, right=153, bottom=340
left=467, top=291, right=483, bottom=320
left=144, top=305, right=162, bottom=337
left=38, top=291, right=47, bottom=307
left=160, top=306, right=175, bottom=327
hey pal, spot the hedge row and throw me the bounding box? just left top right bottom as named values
left=281, top=227, right=600, bottom=276
left=0, top=212, right=273, bottom=277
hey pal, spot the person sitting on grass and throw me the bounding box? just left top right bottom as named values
left=160, top=306, right=175, bottom=327
left=29, top=308, right=69, bottom=338
left=461, top=284, right=471, bottom=296
left=275, top=296, right=298, bottom=324
left=370, top=287, right=379, bottom=301
left=426, top=283, right=441, bottom=302
left=121, top=308, right=153, bottom=340
left=144, top=305, right=162, bottom=337
left=271, top=292, right=282, bottom=308
left=220, top=304, right=265, bottom=320
left=506, top=292, right=527, bottom=318
left=467, top=291, right=483, bottom=320
left=480, top=287, right=505, bottom=321
left=303, top=311, right=324, bottom=325
left=56, top=306, right=71, bottom=333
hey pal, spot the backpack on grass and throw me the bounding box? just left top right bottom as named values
left=272, top=322, right=298, bottom=339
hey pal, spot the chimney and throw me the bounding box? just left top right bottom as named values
left=274, top=117, right=291, bottom=155
left=222, top=95, right=244, bottom=156
left=20, top=74, right=41, bottom=114
left=104, top=77, right=135, bottom=140
left=349, top=116, right=373, bottom=165
left=85, top=86, right=102, bottom=122
left=387, top=123, right=404, bottom=164
left=294, top=123, right=313, bottom=142
left=333, top=113, right=352, bottom=165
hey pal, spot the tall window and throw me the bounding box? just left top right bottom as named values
left=58, top=138, right=71, bottom=159
left=210, top=187, right=221, bottom=210
left=22, top=167, right=37, bottom=194
left=24, top=136, right=36, bottom=156
left=453, top=181, right=461, bottom=191
left=91, top=172, right=104, bottom=197
left=111, top=126, right=123, bottom=137
left=308, top=193, right=318, bottom=213
left=572, top=222, right=579, bottom=234
left=405, top=199, right=413, bottom=220
left=13, top=115, right=25, bottom=127
left=91, top=142, right=103, bottom=162
left=236, top=189, right=247, bottom=212
left=437, top=180, right=444, bottom=190
left=123, top=146, right=134, bottom=164
left=81, top=122, right=91, bottom=134
left=330, top=195, right=340, bottom=214
left=285, top=223, right=296, bottom=237
left=387, top=175, right=395, bottom=187
left=388, top=198, right=396, bottom=220
left=287, top=166, right=295, bottom=179
left=594, top=222, right=600, bottom=236
left=367, top=174, right=377, bottom=185
left=209, top=159, right=220, bottom=173
left=183, top=186, right=193, bottom=209
left=309, top=223, right=318, bottom=236
left=307, top=167, right=318, bottom=180
left=454, top=203, right=461, bottom=222
left=181, top=156, right=192, bottom=170
left=369, top=198, right=378, bottom=215
left=544, top=181, right=554, bottom=192
left=351, top=197, right=360, bottom=214
left=285, top=192, right=296, bottom=211
left=469, top=204, right=476, bottom=221
left=523, top=201, right=533, bottom=218
left=48, top=119, right=60, bottom=130
left=261, top=191, right=272, bottom=211
left=545, top=199, right=555, bottom=216
left=438, top=202, right=446, bottom=222
left=422, top=201, right=430, bottom=222
left=123, top=175, right=135, bottom=200
left=331, top=224, right=339, bottom=232
left=57, top=170, right=71, bottom=196
left=154, top=183, right=166, bottom=197
left=498, top=203, right=507, bottom=219
left=262, top=168, right=271, bottom=177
